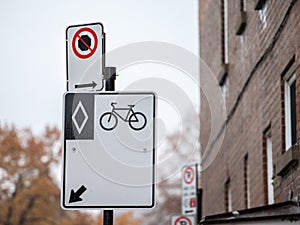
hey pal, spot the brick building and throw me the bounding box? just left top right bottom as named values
left=199, top=0, right=300, bottom=216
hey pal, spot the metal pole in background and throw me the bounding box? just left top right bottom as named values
left=103, top=66, right=116, bottom=225
left=197, top=188, right=202, bottom=224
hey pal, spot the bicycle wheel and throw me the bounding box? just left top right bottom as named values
left=129, top=112, right=147, bottom=131
left=99, top=112, right=118, bottom=131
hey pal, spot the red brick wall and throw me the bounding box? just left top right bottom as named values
left=200, top=0, right=300, bottom=216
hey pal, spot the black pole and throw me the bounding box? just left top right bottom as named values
left=197, top=188, right=202, bottom=224
left=103, top=66, right=116, bottom=225
left=104, top=67, right=116, bottom=91
left=104, top=210, right=114, bottom=225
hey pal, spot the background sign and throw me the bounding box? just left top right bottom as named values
left=66, top=23, right=105, bottom=91
left=182, top=164, right=198, bottom=215
left=62, top=92, right=156, bottom=209
left=171, top=215, right=195, bottom=225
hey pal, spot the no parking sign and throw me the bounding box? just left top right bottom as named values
left=66, top=23, right=105, bottom=91
left=72, top=27, right=98, bottom=59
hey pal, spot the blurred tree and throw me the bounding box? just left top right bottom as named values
left=142, top=178, right=181, bottom=225
left=61, top=211, right=95, bottom=225
left=94, top=212, right=103, bottom=225
left=115, top=211, right=141, bottom=225
left=0, top=125, right=92, bottom=225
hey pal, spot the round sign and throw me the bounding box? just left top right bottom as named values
left=174, top=216, right=192, bottom=225
left=72, top=27, right=98, bottom=59
left=183, top=166, right=195, bottom=184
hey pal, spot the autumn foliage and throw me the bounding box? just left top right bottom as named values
left=0, top=126, right=62, bottom=225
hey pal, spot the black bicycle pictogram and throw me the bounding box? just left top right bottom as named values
left=99, top=102, right=147, bottom=131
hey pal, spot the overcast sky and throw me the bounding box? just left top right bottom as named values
left=0, top=0, right=199, bottom=134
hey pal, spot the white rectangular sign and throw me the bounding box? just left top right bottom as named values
left=61, top=92, right=156, bottom=209
left=182, top=164, right=198, bottom=215
left=171, top=215, right=195, bottom=225
left=66, top=23, right=105, bottom=91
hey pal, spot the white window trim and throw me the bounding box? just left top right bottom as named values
left=228, top=188, right=232, bottom=211
left=258, top=1, right=267, bottom=30
left=221, top=75, right=229, bottom=102
left=242, top=0, right=247, bottom=11
left=284, top=73, right=296, bottom=150
left=266, top=130, right=274, bottom=204
left=227, top=181, right=232, bottom=211
left=246, top=158, right=250, bottom=208
left=223, top=0, right=229, bottom=64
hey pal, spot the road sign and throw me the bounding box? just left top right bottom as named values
left=66, top=23, right=105, bottom=91
left=171, top=215, right=195, bottom=225
left=61, top=92, right=156, bottom=209
left=182, top=164, right=198, bottom=215
left=72, top=27, right=98, bottom=59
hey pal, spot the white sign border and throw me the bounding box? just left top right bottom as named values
left=61, top=91, right=157, bottom=209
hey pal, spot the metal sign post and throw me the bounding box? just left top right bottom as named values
left=103, top=67, right=116, bottom=225
left=197, top=188, right=202, bottom=223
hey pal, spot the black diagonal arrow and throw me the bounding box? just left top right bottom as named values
left=69, top=185, right=87, bottom=203
left=75, top=81, right=97, bottom=89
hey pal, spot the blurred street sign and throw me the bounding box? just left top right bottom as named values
left=61, top=92, right=156, bottom=209
left=66, top=23, right=105, bottom=91
left=171, top=215, right=195, bottom=225
left=182, top=164, right=198, bottom=215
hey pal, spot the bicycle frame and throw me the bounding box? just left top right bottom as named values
left=100, top=102, right=147, bottom=131
left=110, top=104, right=136, bottom=122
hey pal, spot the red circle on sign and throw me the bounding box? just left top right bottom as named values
left=183, top=166, right=195, bottom=184
left=174, top=216, right=192, bottom=225
left=72, top=27, right=98, bottom=59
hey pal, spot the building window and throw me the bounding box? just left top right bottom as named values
left=255, top=0, right=267, bottom=10
left=221, top=0, right=229, bottom=64
left=240, top=0, right=246, bottom=12
left=263, top=128, right=274, bottom=204
left=284, top=73, right=297, bottom=150
left=221, top=74, right=229, bottom=103
left=243, top=154, right=250, bottom=208
left=225, top=179, right=232, bottom=212
left=236, top=0, right=247, bottom=36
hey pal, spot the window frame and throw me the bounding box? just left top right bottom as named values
left=284, top=73, right=297, bottom=150
left=221, top=0, right=229, bottom=64
left=258, top=1, right=267, bottom=30
left=225, top=179, right=232, bottom=212
left=241, top=0, right=247, bottom=12
left=243, top=154, right=250, bottom=208
left=265, top=130, right=274, bottom=204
